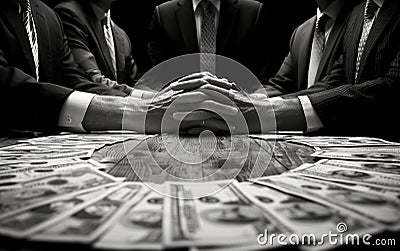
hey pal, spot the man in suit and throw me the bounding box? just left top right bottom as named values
left=54, top=0, right=139, bottom=96
left=265, top=0, right=362, bottom=97
left=147, top=0, right=281, bottom=83
left=174, top=0, right=400, bottom=139
left=0, top=0, right=210, bottom=133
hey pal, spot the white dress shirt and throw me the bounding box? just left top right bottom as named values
left=299, top=0, right=384, bottom=133
left=298, top=0, right=347, bottom=133
left=192, top=0, right=221, bottom=47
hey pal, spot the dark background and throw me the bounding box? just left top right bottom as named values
left=42, top=0, right=317, bottom=74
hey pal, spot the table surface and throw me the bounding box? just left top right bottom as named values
left=0, top=133, right=398, bottom=251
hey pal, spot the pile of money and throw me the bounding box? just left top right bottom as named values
left=0, top=134, right=399, bottom=250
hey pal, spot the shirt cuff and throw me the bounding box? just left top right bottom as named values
left=58, top=91, right=96, bottom=132
left=298, top=96, right=324, bottom=133
left=130, top=89, right=154, bottom=99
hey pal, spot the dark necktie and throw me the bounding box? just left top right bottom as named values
left=308, top=14, right=329, bottom=88
left=102, top=12, right=117, bottom=77
left=19, top=0, right=39, bottom=80
left=199, top=0, right=216, bottom=73
left=355, top=0, right=379, bottom=81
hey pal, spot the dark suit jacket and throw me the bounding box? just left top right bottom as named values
left=55, top=0, right=138, bottom=95
left=0, top=0, right=127, bottom=132
left=147, top=0, right=278, bottom=85
left=266, top=1, right=360, bottom=97
left=289, top=0, right=400, bottom=138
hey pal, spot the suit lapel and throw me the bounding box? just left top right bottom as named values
left=315, top=16, right=346, bottom=82
left=346, top=6, right=364, bottom=83
left=2, top=0, right=36, bottom=76
left=176, top=0, right=199, bottom=52
left=356, top=0, right=398, bottom=82
left=217, top=0, right=239, bottom=53
left=298, top=17, right=315, bottom=89
left=82, top=1, right=116, bottom=79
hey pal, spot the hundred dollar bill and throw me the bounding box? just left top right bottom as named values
left=21, top=133, right=150, bottom=148
left=254, top=175, right=400, bottom=231
left=0, top=149, right=94, bottom=166
left=309, top=159, right=400, bottom=176
left=287, top=136, right=399, bottom=148
left=290, top=162, right=400, bottom=191
left=95, top=188, right=164, bottom=250
left=0, top=158, right=103, bottom=173
left=0, top=159, right=106, bottom=186
left=0, top=184, right=116, bottom=238
left=311, top=146, right=400, bottom=163
left=163, top=180, right=290, bottom=248
left=32, top=182, right=148, bottom=243
left=0, top=165, right=119, bottom=217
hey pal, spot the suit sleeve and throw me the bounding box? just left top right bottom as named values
left=55, top=6, right=132, bottom=96
left=147, top=6, right=173, bottom=68
left=265, top=29, right=299, bottom=97
left=307, top=46, right=400, bottom=133
left=0, top=47, right=73, bottom=132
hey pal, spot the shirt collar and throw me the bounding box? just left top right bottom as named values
left=89, top=1, right=107, bottom=21
left=193, top=0, right=221, bottom=12
left=373, top=0, right=384, bottom=8
left=317, top=0, right=347, bottom=21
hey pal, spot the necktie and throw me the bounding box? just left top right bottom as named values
left=19, top=0, right=39, bottom=80
left=308, top=14, right=329, bottom=88
left=199, top=0, right=216, bottom=73
left=355, top=0, right=379, bottom=81
left=102, top=11, right=117, bottom=77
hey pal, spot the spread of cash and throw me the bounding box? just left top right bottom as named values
left=0, top=134, right=399, bottom=250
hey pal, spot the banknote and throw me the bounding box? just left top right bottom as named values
left=0, top=158, right=99, bottom=172
left=0, top=184, right=116, bottom=238
left=289, top=162, right=400, bottom=191
left=21, top=133, right=150, bottom=147
left=95, top=189, right=164, bottom=250
left=0, top=159, right=105, bottom=186
left=254, top=175, right=400, bottom=230
left=0, top=149, right=94, bottom=166
left=32, top=182, right=148, bottom=243
left=312, top=146, right=400, bottom=163
left=163, top=180, right=290, bottom=248
left=287, top=136, right=399, bottom=148
left=0, top=165, right=119, bottom=217
left=310, top=159, right=400, bottom=176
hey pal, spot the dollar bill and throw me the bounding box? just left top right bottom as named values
left=0, top=158, right=104, bottom=174
left=254, top=175, right=400, bottom=230
left=0, top=149, right=94, bottom=166
left=32, top=182, right=148, bottom=243
left=163, top=180, right=290, bottom=248
left=310, top=159, right=400, bottom=176
left=0, top=165, right=119, bottom=217
left=289, top=162, right=400, bottom=191
left=0, top=159, right=106, bottom=186
left=287, top=136, right=399, bottom=148
left=312, top=146, right=400, bottom=163
left=0, top=184, right=116, bottom=238
left=95, top=188, right=164, bottom=250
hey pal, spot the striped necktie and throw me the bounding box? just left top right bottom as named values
left=308, top=14, right=329, bottom=88
left=355, top=0, right=379, bottom=81
left=102, top=11, right=117, bottom=77
left=199, top=0, right=216, bottom=74
left=19, top=0, right=39, bottom=80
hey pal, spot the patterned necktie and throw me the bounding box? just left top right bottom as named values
left=19, top=0, right=39, bottom=80
left=355, top=0, right=379, bottom=81
left=102, top=11, right=117, bottom=77
left=199, top=0, right=216, bottom=73
left=308, top=14, right=329, bottom=88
